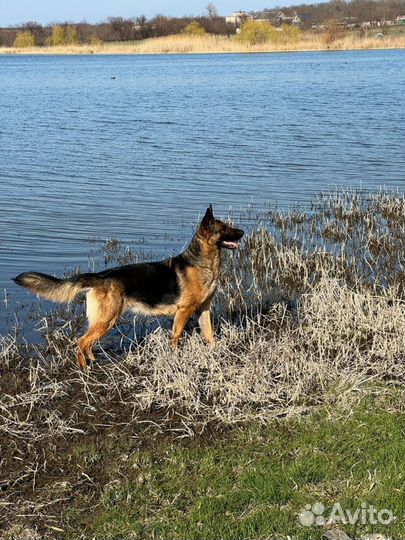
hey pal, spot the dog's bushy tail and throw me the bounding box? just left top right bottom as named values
left=13, top=272, right=100, bottom=303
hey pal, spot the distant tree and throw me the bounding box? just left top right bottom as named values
left=206, top=3, right=218, bottom=18
left=136, top=15, right=147, bottom=26
left=65, top=25, right=79, bottom=45
left=151, top=14, right=176, bottom=36
left=20, top=21, right=45, bottom=45
left=0, top=29, right=13, bottom=46
left=107, top=17, right=134, bottom=41
left=3, top=0, right=405, bottom=46
left=184, top=21, right=207, bottom=35
left=237, top=21, right=277, bottom=44
left=74, top=21, right=89, bottom=42
left=134, top=15, right=152, bottom=39
left=94, top=21, right=111, bottom=42
left=49, top=25, right=65, bottom=45
left=14, top=31, right=35, bottom=47
left=206, top=17, right=236, bottom=36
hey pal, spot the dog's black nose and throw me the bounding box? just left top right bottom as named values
left=236, top=229, right=244, bottom=239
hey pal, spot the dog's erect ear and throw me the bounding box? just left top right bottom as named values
left=200, top=205, right=215, bottom=230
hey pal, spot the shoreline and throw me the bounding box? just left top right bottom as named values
left=1, top=46, right=403, bottom=56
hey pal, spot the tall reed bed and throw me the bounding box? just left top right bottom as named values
left=1, top=32, right=404, bottom=54
left=129, top=31, right=404, bottom=55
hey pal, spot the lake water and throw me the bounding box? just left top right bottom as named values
left=0, top=50, right=404, bottom=331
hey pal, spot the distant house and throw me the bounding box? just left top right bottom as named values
left=225, top=11, right=252, bottom=25
left=333, top=16, right=361, bottom=28
left=361, top=19, right=393, bottom=27
left=260, top=10, right=301, bottom=26
left=263, top=11, right=289, bottom=24
left=291, top=14, right=302, bottom=25
left=395, top=15, right=405, bottom=24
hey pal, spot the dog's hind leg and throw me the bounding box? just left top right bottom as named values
left=77, top=321, right=115, bottom=368
left=77, top=285, right=123, bottom=368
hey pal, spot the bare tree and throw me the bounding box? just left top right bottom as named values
left=206, top=3, right=218, bottom=18
left=20, top=21, right=46, bottom=45
left=107, top=16, right=134, bottom=41
left=134, top=15, right=152, bottom=39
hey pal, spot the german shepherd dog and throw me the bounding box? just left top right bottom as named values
left=13, top=206, right=244, bottom=369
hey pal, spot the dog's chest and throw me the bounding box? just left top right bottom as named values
left=181, top=264, right=218, bottom=306
left=199, top=265, right=220, bottom=301
left=202, top=275, right=218, bottom=300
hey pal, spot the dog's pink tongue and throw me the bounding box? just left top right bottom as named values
left=223, top=241, right=239, bottom=249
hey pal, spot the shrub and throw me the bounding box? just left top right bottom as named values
left=14, top=31, right=35, bottom=48
left=48, top=25, right=65, bottom=46
left=237, top=20, right=277, bottom=45
left=183, top=21, right=206, bottom=36
left=65, top=25, right=79, bottom=45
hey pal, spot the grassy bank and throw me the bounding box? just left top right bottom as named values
left=0, top=189, right=404, bottom=537
left=2, top=387, right=403, bottom=540
left=1, top=31, right=404, bottom=55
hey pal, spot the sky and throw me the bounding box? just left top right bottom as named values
left=0, top=0, right=306, bottom=26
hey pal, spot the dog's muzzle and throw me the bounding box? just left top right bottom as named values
left=221, top=228, right=244, bottom=250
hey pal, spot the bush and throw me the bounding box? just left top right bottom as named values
left=14, top=31, right=35, bottom=48
left=237, top=20, right=277, bottom=45
left=45, top=25, right=80, bottom=46
left=48, top=25, right=65, bottom=46
left=183, top=21, right=206, bottom=36
left=65, top=25, right=79, bottom=45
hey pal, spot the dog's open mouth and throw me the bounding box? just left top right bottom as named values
left=221, top=241, right=240, bottom=250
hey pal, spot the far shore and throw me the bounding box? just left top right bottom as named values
left=1, top=32, right=404, bottom=55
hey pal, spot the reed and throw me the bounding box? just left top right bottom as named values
left=1, top=31, right=404, bottom=55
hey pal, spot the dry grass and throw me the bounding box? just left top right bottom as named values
left=1, top=279, right=402, bottom=436
left=0, top=189, right=404, bottom=533
left=0, top=31, right=404, bottom=55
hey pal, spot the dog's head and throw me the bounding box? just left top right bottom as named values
left=198, top=205, right=244, bottom=250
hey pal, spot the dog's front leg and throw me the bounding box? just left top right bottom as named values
left=197, top=304, right=215, bottom=347
left=171, top=306, right=195, bottom=349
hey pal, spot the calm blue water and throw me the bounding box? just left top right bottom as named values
left=0, top=50, right=404, bottom=330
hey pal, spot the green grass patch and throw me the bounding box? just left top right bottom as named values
left=65, top=387, right=405, bottom=539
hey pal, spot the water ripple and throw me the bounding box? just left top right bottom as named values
left=0, top=50, right=404, bottom=331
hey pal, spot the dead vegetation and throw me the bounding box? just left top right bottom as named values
left=0, top=189, right=404, bottom=535
left=1, top=31, right=404, bottom=55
